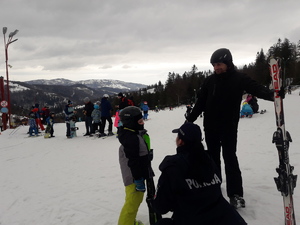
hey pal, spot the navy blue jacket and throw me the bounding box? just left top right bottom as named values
left=83, top=101, right=94, bottom=117
left=101, top=98, right=112, bottom=117
left=153, top=145, right=247, bottom=225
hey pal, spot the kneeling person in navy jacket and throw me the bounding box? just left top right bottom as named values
left=153, top=122, right=247, bottom=225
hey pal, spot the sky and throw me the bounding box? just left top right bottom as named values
left=1, top=90, right=300, bottom=224
left=0, top=0, right=300, bottom=85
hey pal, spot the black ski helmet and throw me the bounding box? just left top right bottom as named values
left=119, top=106, right=143, bottom=129
left=210, top=48, right=233, bottom=66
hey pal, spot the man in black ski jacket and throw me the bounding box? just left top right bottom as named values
left=83, top=97, right=94, bottom=136
left=186, top=48, right=275, bottom=208
left=117, top=92, right=130, bottom=110
left=153, top=123, right=247, bottom=225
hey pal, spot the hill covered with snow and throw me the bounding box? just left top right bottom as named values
left=1, top=90, right=300, bottom=225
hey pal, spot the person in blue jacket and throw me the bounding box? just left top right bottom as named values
left=141, top=101, right=149, bottom=120
left=153, top=123, right=247, bottom=225
left=28, top=113, right=38, bottom=137
left=240, top=102, right=254, bottom=118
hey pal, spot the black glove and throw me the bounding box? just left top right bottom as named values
left=278, top=86, right=286, bottom=99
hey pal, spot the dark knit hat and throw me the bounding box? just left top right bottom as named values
left=172, top=122, right=202, bottom=144
left=118, top=92, right=123, bottom=97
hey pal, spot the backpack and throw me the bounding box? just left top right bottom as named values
left=127, top=99, right=134, bottom=106
left=122, top=97, right=134, bottom=106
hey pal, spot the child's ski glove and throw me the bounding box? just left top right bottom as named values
left=278, top=86, right=286, bottom=99
left=134, top=178, right=146, bottom=192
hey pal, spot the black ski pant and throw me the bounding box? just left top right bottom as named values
left=49, top=126, right=54, bottom=136
left=93, top=122, right=101, bottom=132
left=85, top=116, right=93, bottom=134
left=204, top=128, right=243, bottom=198
left=66, top=122, right=71, bottom=137
left=100, top=116, right=113, bottom=133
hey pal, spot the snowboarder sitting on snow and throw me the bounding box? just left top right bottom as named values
left=240, top=101, right=254, bottom=118
left=117, top=106, right=155, bottom=225
left=153, top=123, right=247, bottom=225
left=246, top=94, right=259, bottom=113
left=45, top=112, right=55, bottom=137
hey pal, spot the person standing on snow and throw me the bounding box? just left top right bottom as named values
left=117, top=106, right=154, bottom=225
left=28, top=113, right=39, bottom=137
left=45, top=112, right=55, bottom=138
left=185, top=48, right=276, bottom=208
left=117, top=92, right=127, bottom=110
left=64, top=100, right=76, bottom=138
left=115, top=92, right=133, bottom=132
left=32, top=103, right=45, bottom=131
left=41, top=105, right=50, bottom=125
left=153, top=123, right=247, bottom=225
left=83, top=97, right=94, bottom=136
left=99, top=94, right=114, bottom=137
left=141, top=101, right=149, bottom=120
left=91, top=104, right=101, bottom=134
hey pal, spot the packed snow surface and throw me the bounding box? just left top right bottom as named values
left=1, top=90, right=300, bottom=225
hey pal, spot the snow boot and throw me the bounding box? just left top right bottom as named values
left=98, top=133, right=107, bottom=138
left=107, top=132, right=115, bottom=136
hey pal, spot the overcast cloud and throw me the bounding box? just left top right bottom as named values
left=0, top=0, right=300, bottom=85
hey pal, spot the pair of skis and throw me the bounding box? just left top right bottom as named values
left=146, top=178, right=162, bottom=225
left=143, top=133, right=162, bottom=225
left=269, top=56, right=297, bottom=225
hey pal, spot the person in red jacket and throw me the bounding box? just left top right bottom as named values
left=32, top=104, right=45, bottom=131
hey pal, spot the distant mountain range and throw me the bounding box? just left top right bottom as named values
left=5, top=78, right=147, bottom=115
left=25, top=78, right=147, bottom=91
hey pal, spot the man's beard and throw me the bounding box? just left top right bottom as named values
left=215, top=68, right=226, bottom=74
